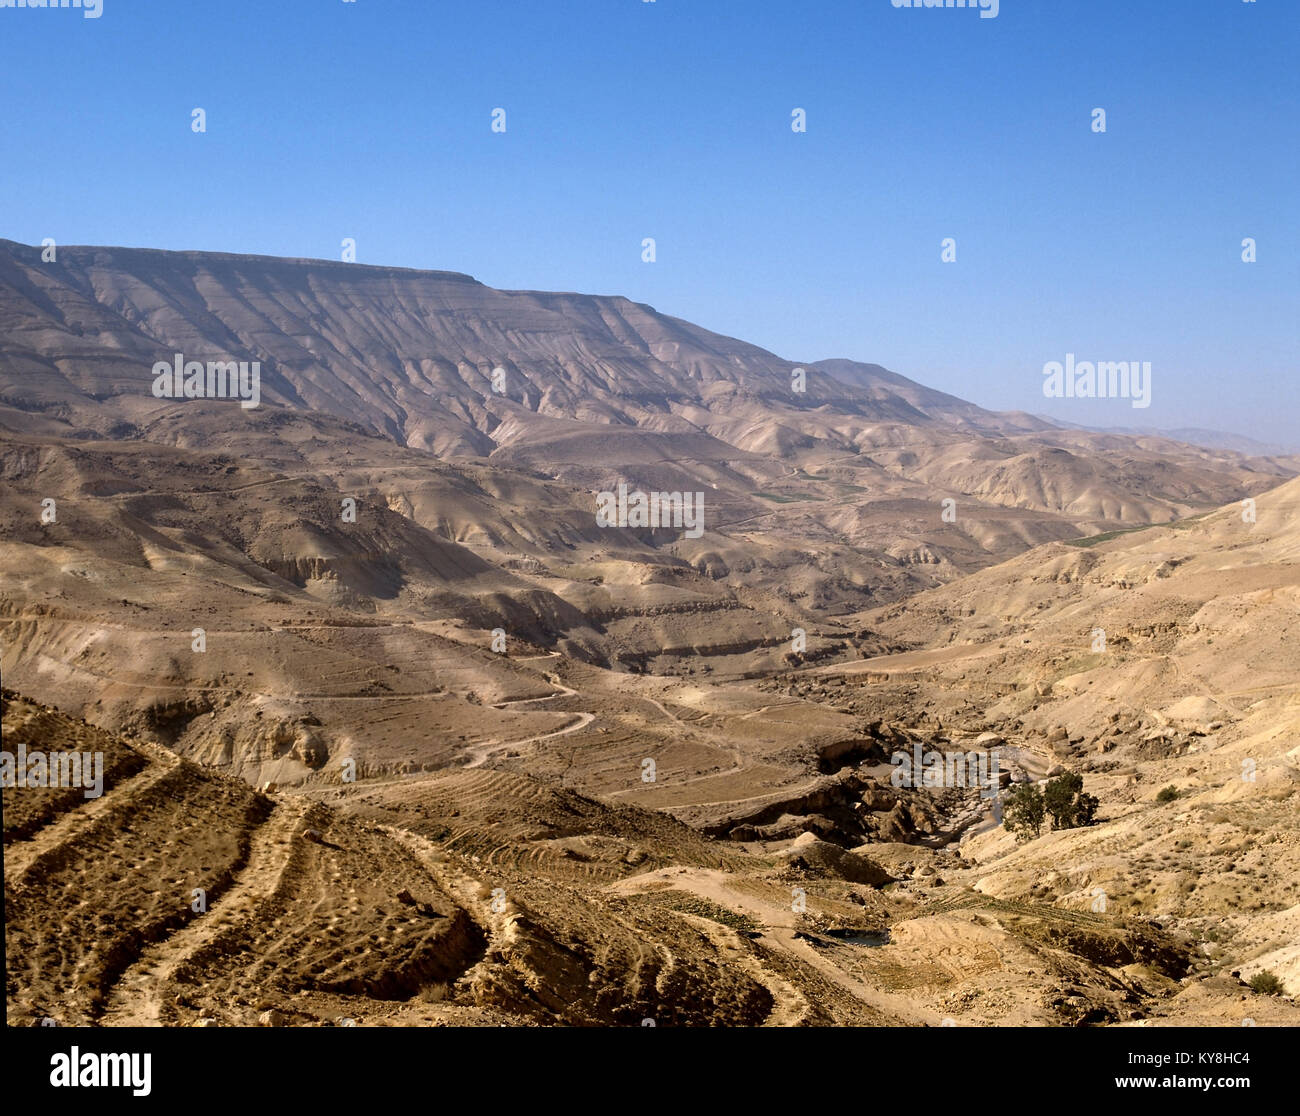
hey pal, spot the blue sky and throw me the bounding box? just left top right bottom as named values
left=1, top=0, right=1296, bottom=444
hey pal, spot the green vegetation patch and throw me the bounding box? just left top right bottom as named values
left=753, top=492, right=821, bottom=504
left=650, top=890, right=760, bottom=933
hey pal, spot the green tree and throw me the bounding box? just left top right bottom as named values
left=1043, top=772, right=1102, bottom=830
left=1075, top=791, right=1100, bottom=826
left=1044, top=772, right=1084, bottom=829
left=1003, top=784, right=1045, bottom=843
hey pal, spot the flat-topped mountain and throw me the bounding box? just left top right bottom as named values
left=0, top=238, right=1033, bottom=456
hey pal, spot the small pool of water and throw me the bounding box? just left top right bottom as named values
left=826, top=929, right=891, bottom=947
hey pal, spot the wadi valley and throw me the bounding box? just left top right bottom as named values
left=2, top=240, right=1297, bottom=1027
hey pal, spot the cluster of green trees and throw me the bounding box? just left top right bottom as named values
left=1001, top=773, right=1099, bottom=843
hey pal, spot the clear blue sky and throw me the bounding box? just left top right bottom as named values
left=2, top=0, right=1296, bottom=444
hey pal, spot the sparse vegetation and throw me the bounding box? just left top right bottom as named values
left=657, top=892, right=759, bottom=934
left=1249, top=971, right=1284, bottom=996
left=419, top=982, right=453, bottom=1003
left=1064, top=525, right=1153, bottom=548
left=753, top=492, right=820, bottom=503
left=1156, top=785, right=1180, bottom=804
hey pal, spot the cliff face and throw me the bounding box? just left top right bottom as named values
left=0, top=238, right=1011, bottom=457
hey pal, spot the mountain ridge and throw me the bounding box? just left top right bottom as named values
left=0, top=237, right=1042, bottom=452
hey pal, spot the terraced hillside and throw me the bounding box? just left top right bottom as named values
left=3, top=694, right=775, bottom=1027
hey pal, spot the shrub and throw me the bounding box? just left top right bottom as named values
left=419, top=982, right=453, bottom=1003
left=1156, top=785, right=1180, bottom=804
left=1249, top=971, right=1284, bottom=996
